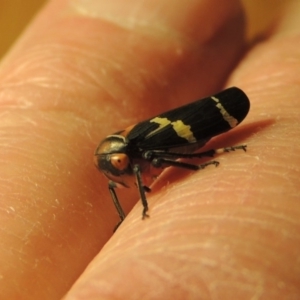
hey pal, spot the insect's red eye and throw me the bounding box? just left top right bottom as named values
left=110, top=154, right=129, bottom=171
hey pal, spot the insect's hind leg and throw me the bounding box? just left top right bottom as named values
left=147, top=144, right=247, bottom=160
left=215, top=144, right=247, bottom=154
left=194, top=144, right=247, bottom=159
left=147, top=144, right=247, bottom=171
left=151, top=157, right=219, bottom=171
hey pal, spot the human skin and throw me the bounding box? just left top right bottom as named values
left=0, top=0, right=299, bottom=299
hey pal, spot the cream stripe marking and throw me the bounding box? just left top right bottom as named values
left=147, top=117, right=171, bottom=137
left=211, top=96, right=238, bottom=128
left=148, top=117, right=197, bottom=143
left=171, top=120, right=197, bottom=143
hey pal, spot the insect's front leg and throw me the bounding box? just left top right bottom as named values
left=108, top=181, right=126, bottom=231
left=133, top=164, right=150, bottom=220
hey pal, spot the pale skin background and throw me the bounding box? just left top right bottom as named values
left=0, top=0, right=299, bottom=299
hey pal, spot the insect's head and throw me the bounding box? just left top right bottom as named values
left=94, top=135, right=132, bottom=187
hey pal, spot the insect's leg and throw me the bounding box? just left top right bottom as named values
left=151, top=157, right=219, bottom=170
left=144, top=144, right=246, bottom=173
left=108, top=181, right=126, bottom=232
left=216, top=144, right=247, bottom=153
left=193, top=144, right=247, bottom=158
left=133, top=164, right=150, bottom=220
left=148, top=145, right=247, bottom=159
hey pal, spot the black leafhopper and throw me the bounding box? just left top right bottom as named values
left=94, top=87, right=250, bottom=230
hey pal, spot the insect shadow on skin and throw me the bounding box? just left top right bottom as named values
left=94, top=87, right=253, bottom=231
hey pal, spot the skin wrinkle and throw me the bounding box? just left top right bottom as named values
left=72, top=0, right=187, bottom=37
left=0, top=44, right=128, bottom=107
left=0, top=111, right=93, bottom=236
left=166, top=219, right=291, bottom=247
left=87, top=29, right=182, bottom=102
left=1, top=118, right=64, bottom=159
left=135, top=259, right=209, bottom=298
left=94, top=199, right=300, bottom=292
left=0, top=92, right=33, bottom=109
left=154, top=207, right=297, bottom=229
left=5, top=51, right=72, bottom=85
left=211, top=282, right=264, bottom=300
left=158, top=240, right=293, bottom=287
left=112, top=241, right=276, bottom=298
left=71, top=0, right=242, bottom=46
left=81, top=218, right=298, bottom=298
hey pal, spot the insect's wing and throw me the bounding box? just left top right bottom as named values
left=127, top=87, right=250, bottom=150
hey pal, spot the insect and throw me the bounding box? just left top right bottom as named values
left=94, top=87, right=250, bottom=230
